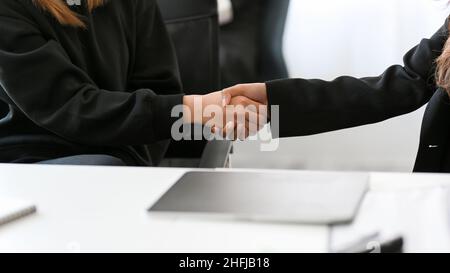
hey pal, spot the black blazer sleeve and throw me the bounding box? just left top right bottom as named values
left=266, top=19, right=449, bottom=138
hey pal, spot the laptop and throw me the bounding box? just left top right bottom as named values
left=149, top=171, right=369, bottom=224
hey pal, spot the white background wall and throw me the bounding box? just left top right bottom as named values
left=232, top=0, right=450, bottom=172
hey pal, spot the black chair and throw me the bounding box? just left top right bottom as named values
left=157, top=0, right=232, bottom=168
left=220, top=0, right=290, bottom=87
left=259, top=0, right=290, bottom=81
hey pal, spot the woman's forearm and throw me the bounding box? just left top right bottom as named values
left=224, top=19, right=449, bottom=139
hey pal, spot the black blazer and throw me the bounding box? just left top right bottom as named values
left=266, top=18, right=450, bottom=173
left=220, top=0, right=290, bottom=87
left=414, top=88, right=450, bottom=172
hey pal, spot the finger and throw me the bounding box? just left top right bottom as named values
left=223, top=121, right=253, bottom=140
left=248, top=114, right=267, bottom=131
left=221, top=90, right=231, bottom=107
left=212, top=118, right=262, bottom=139
left=237, top=124, right=247, bottom=141
left=247, top=120, right=261, bottom=136
left=231, top=109, right=267, bottom=130
left=244, top=122, right=255, bottom=138
left=224, top=121, right=235, bottom=140
left=227, top=116, right=263, bottom=137
left=220, top=104, right=268, bottom=139
left=229, top=97, right=268, bottom=117
left=211, top=125, right=222, bottom=137
left=243, top=118, right=262, bottom=137
left=245, top=111, right=267, bottom=127
left=230, top=96, right=264, bottom=110
left=222, top=85, right=244, bottom=98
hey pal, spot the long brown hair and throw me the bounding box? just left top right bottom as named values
left=436, top=21, right=450, bottom=96
left=33, top=0, right=104, bottom=27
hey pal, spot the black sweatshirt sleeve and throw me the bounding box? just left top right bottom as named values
left=0, top=2, right=183, bottom=146
left=267, top=19, right=449, bottom=138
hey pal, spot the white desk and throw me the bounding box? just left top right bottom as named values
left=0, top=164, right=450, bottom=253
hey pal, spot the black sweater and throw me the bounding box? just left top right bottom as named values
left=0, top=0, right=184, bottom=165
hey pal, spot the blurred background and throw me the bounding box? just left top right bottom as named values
left=231, top=0, right=450, bottom=172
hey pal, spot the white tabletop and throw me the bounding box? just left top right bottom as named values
left=1, top=164, right=450, bottom=253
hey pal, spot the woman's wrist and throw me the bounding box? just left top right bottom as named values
left=183, top=95, right=199, bottom=124
left=183, top=91, right=228, bottom=125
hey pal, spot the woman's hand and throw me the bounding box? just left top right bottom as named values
left=182, top=84, right=268, bottom=140
left=221, top=83, right=269, bottom=139
left=222, top=83, right=268, bottom=105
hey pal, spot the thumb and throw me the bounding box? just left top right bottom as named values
left=222, top=84, right=243, bottom=99
left=222, top=90, right=231, bottom=107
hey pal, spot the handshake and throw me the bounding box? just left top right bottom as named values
left=182, top=83, right=269, bottom=140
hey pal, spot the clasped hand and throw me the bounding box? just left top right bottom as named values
left=183, top=83, right=268, bottom=140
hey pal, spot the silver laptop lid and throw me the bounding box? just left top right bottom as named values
left=149, top=171, right=369, bottom=224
